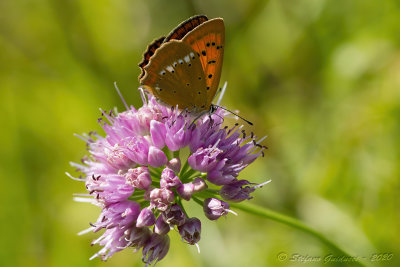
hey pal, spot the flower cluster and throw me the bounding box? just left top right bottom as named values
left=69, top=90, right=268, bottom=266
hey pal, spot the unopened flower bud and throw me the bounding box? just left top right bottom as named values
left=178, top=217, right=201, bottom=245
left=192, top=177, right=207, bottom=192
left=177, top=183, right=195, bottom=201
left=220, top=180, right=271, bottom=202
left=203, top=198, right=231, bottom=220
left=142, top=233, right=170, bottom=266
left=125, top=167, right=152, bottom=190
left=162, top=204, right=186, bottom=226
left=160, top=167, right=181, bottom=189
left=136, top=207, right=156, bottom=228
left=125, top=226, right=151, bottom=249
left=154, top=215, right=170, bottom=235
left=167, top=157, right=181, bottom=173
left=149, top=188, right=174, bottom=211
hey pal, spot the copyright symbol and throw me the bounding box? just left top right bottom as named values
left=277, top=252, right=288, bottom=261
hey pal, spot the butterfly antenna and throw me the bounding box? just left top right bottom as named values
left=212, top=105, right=253, bottom=126
left=114, top=82, right=129, bottom=110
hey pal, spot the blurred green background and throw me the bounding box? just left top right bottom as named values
left=1, top=0, right=399, bottom=266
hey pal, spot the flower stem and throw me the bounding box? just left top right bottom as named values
left=177, top=198, right=189, bottom=218
left=230, top=202, right=367, bottom=267
left=179, top=161, right=190, bottom=178
left=191, top=196, right=204, bottom=207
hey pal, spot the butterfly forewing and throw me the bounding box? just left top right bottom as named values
left=164, top=15, right=208, bottom=42
left=140, top=40, right=208, bottom=111
left=181, top=18, right=225, bottom=108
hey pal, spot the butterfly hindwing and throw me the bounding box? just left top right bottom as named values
left=140, top=40, right=208, bottom=112
left=138, top=36, right=165, bottom=79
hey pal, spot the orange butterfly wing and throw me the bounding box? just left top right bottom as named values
left=138, top=15, right=208, bottom=81
left=140, top=41, right=208, bottom=112
left=181, top=18, right=225, bottom=108
left=138, top=16, right=225, bottom=113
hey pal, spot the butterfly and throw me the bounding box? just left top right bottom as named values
left=138, top=15, right=225, bottom=115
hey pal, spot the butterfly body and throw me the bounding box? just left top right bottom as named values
left=139, top=16, right=225, bottom=114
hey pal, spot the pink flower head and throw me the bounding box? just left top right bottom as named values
left=70, top=88, right=267, bottom=264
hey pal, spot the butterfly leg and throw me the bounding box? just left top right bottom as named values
left=188, top=109, right=209, bottom=129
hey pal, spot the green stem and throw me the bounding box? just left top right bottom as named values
left=191, top=196, right=204, bottom=207
left=148, top=167, right=161, bottom=180
left=179, top=161, right=190, bottom=177
left=129, top=195, right=145, bottom=201
left=194, top=189, right=218, bottom=199
left=162, top=147, right=172, bottom=161
left=185, top=171, right=203, bottom=181
left=181, top=168, right=198, bottom=182
left=230, top=202, right=367, bottom=267
left=177, top=198, right=189, bottom=218
left=173, top=150, right=180, bottom=159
